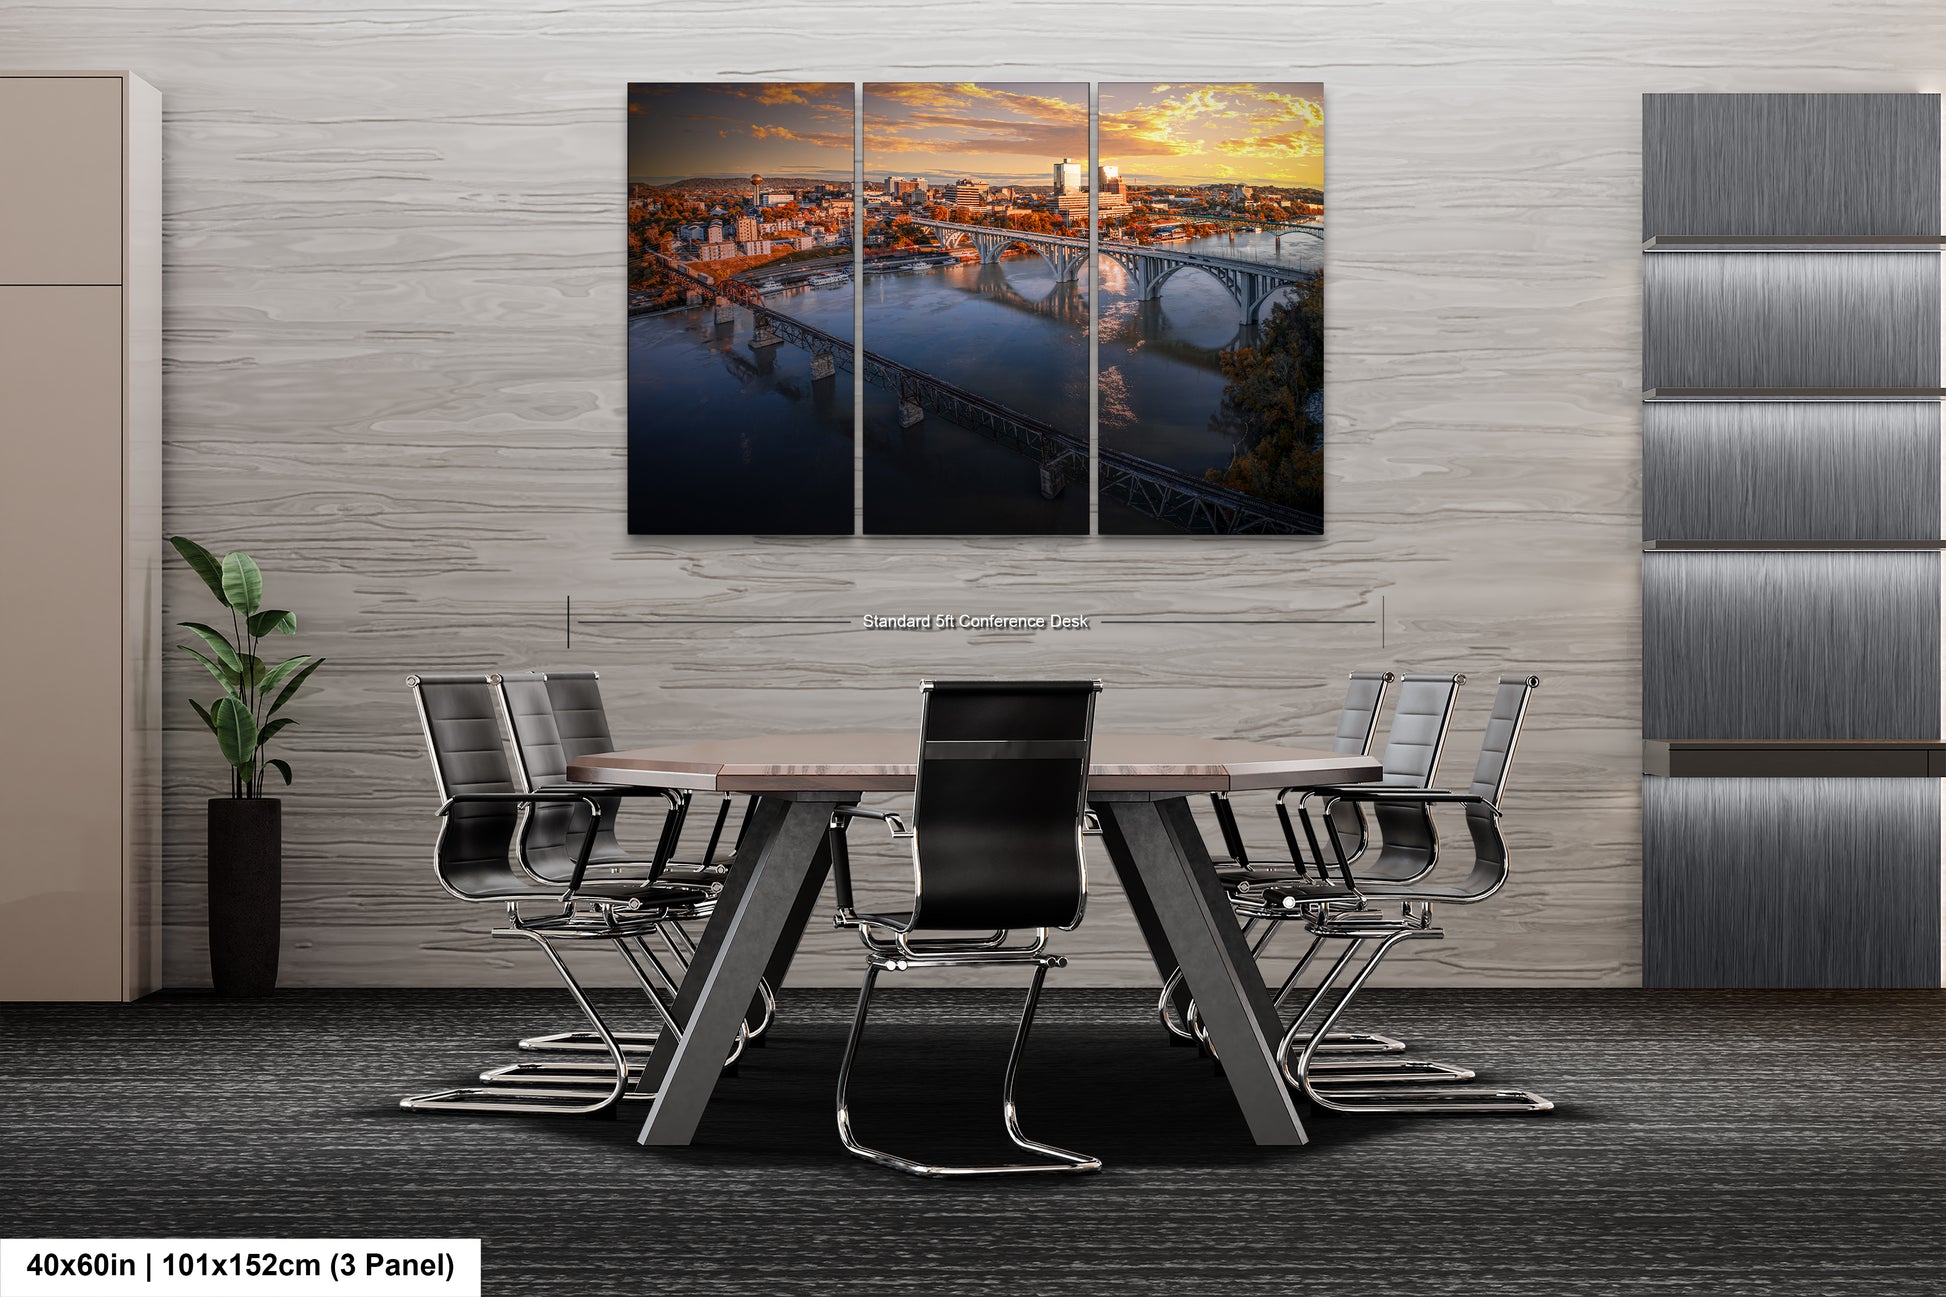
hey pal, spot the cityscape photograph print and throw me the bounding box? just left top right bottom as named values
left=1096, top=83, right=1325, bottom=535
left=627, top=82, right=857, bottom=535
left=861, top=82, right=1092, bottom=535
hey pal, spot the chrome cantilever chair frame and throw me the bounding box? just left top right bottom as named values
left=398, top=673, right=717, bottom=1116
left=490, top=670, right=770, bottom=1061
left=1276, top=675, right=1552, bottom=1115
left=1162, top=670, right=1400, bottom=1051
left=1204, top=672, right=1468, bottom=1068
left=827, top=679, right=1104, bottom=1177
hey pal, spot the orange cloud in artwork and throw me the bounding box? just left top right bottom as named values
left=1098, top=82, right=1323, bottom=187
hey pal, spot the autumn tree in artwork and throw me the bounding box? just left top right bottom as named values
left=1205, top=271, right=1324, bottom=516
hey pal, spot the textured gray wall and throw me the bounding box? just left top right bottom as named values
left=1643, top=551, right=1942, bottom=740
left=1643, top=254, right=1941, bottom=390
left=1644, top=777, right=1942, bottom=986
left=9, top=1, right=1946, bottom=988
left=1643, top=94, right=1941, bottom=237
left=1643, top=402, right=1941, bottom=540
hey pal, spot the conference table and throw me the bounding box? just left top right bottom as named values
left=568, top=732, right=1379, bottom=1148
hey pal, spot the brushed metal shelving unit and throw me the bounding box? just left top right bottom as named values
left=1640, top=93, right=1946, bottom=988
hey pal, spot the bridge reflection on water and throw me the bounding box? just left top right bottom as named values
left=631, top=246, right=1320, bottom=535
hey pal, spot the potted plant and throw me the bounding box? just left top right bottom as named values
left=170, top=537, right=324, bottom=997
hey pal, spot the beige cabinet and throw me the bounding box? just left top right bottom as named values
left=0, top=72, right=160, bottom=1000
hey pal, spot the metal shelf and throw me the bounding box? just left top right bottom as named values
left=1643, top=539, right=1946, bottom=552
left=1643, top=387, right=1946, bottom=402
left=1645, top=739, right=1946, bottom=778
left=1643, top=235, right=1946, bottom=252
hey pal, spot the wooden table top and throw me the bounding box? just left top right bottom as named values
left=567, top=732, right=1379, bottom=794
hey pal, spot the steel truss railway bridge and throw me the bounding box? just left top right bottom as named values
left=632, top=253, right=1320, bottom=534
left=911, top=217, right=1318, bottom=327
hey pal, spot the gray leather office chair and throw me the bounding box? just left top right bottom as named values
left=400, top=673, right=715, bottom=1116
left=1165, top=671, right=1461, bottom=1062
left=1209, top=670, right=1394, bottom=879
left=491, top=670, right=769, bottom=1061
left=1276, top=674, right=1552, bottom=1114
left=827, top=679, right=1103, bottom=1177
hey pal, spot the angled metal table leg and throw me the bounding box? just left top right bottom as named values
left=761, top=829, right=834, bottom=992
left=1093, top=794, right=1308, bottom=1146
left=635, top=793, right=848, bottom=1145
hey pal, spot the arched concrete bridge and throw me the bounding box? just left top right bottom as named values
left=911, top=217, right=1314, bottom=326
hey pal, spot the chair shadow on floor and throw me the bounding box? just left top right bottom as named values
left=362, top=1001, right=1534, bottom=1172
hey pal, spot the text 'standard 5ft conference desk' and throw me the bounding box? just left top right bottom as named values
left=568, top=733, right=1379, bottom=1148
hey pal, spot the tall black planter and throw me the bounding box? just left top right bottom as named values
left=208, top=797, right=282, bottom=997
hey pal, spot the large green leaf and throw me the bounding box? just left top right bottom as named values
left=220, top=552, right=263, bottom=615
left=178, top=622, right=242, bottom=673
left=249, top=608, right=296, bottom=637
left=169, top=536, right=229, bottom=606
left=188, top=698, right=218, bottom=735
left=178, top=644, right=240, bottom=692
left=266, top=759, right=293, bottom=786
left=257, top=654, right=312, bottom=696
left=266, top=656, right=324, bottom=716
left=255, top=716, right=295, bottom=749
left=210, top=696, right=258, bottom=768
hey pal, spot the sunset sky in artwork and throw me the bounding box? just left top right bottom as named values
left=864, top=83, right=1088, bottom=185
left=627, top=83, right=854, bottom=183
left=1099, top=83, right=1324, bottom=188
left=626, top=81, right=1323, bottom=190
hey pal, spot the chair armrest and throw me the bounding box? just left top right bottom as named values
left=1082, top=810, right=1102, bottom=836
left=1324, top=788, right=1502, bottom=816
left=832, top=806, right=912, bottom=838
left=438, top=790, right=606, bottom=814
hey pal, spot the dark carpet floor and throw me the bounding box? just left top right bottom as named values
left=2, top=986, right=1944, bottom=1295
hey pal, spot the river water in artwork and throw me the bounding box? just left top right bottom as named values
left=625, top=227, right=1321, bottom=535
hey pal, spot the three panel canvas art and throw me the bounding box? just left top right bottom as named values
left=627, top=82, right=1324, bottom=536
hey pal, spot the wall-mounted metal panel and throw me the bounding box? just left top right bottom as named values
left=1643, top=253, right=1940, bottom=390
left=1644, top=776, right=1941, bottom=986
left=1642, top=550, right=1941, bottom=740
left=1643, top=402, right=1941, bottom=540
left=1644, top=94, right=1941, bottom=238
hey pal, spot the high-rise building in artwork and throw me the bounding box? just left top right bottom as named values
left=1053, top=157, right=1081, bottom=194
left=1098, top=163, right=1121, bottom=191
left=951, top=178, right=984, bottom=207
left=705, top=221, right=723, bottom=244
left=735, top=215, right=758, bottom=241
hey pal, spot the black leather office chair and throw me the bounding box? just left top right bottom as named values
left=1276, top=674, right=1552, bottom=1114
left=491, top=670, right=769, bottom=1061
left=400, top=673, right=714, bottom=1116
left=827, top=679, right=1103, bottom=1177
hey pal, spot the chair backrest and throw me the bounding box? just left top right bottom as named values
left=494, top=670, right=627, bottom=883
left=1376, top=672, right=1465, bottom=787
left=1331, top=670, right=1395, bottom=756
left=909, top=679, right=1100, bottom=932
left=1348, top=673, right=1465, bottom=884
left=408, top=673, right=525, bottom=900
left=1324, top=670, right=1395, bottom=860
left=1451, top=674, right=1541, bottom=901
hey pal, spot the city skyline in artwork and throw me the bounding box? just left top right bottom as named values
left=626, top=81, right=1324, bottom=537
left=862, top=81, right=1091, bottom=535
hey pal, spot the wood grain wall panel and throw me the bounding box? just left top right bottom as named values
left=1643, top=93, right=1941, bottom=237
left=1643, top=551, right=1942, bottom=740
left=14, top=0, right=1946, bottom=989
left=1644, top=777, right=1941, bottom=986
left=1642, top=402, right=1941, bottom=540
left=1642, top=254, right=1941, bottom=390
